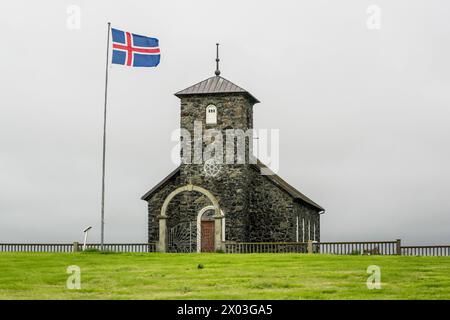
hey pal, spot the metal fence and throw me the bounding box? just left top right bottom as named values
left=224, top=241, right=450, bottom=256
left=0, top=243, right=74, bottom=253
left=1, top=241, right=450, bottom=256
left=82, top=243, right=157, bottom=253
left=401, top=245, right=450, bottom=256
left=0, top=243, right=157, bottom=253
left=225, top=242, right=308, bottom=253
left=315, top=241, right=399, bottom=255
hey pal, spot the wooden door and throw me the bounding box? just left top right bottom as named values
left=201, top=221, right=215, bottom=252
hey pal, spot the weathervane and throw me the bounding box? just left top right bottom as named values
left=215, top=43, right=220, bottom=76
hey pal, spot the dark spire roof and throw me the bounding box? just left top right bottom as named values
left=174, top=75, right=260, bottom=103
left=175, top=44, right=259, bottom=103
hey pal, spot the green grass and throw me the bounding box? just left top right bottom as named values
left=0, top=252, right=449, bottom=299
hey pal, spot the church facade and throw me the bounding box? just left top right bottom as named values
left=142, top=68, right=324, bottom=253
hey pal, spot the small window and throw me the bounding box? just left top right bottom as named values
left=206, top=105, right=217, bottom=125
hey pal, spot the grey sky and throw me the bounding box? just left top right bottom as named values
left=0, top=0, right=449, bottom=245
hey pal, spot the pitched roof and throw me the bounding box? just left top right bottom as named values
left=140, top=167, right=180, bottom=201
left=174, top=75, right=260, bottom=103
left=141, top=161, right=324, bottom=212
left=251, top=160, right=325, bottom=212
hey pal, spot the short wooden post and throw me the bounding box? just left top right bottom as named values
left=73, top=242, right=79, bottom=252
left=396, top=239, right=402, bottom=255
left=307, top=240, right=313, bottom=254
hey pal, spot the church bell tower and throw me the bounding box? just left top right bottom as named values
left=173, top=44, right=260, bottom=241
left=174, top=44, right=259, bottom=179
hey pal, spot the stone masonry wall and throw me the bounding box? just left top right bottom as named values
left=248, top=166, right=321, bottom=242
left=177, top=93, right=256, bottom=241
left=146, top=172, right=182, bottom=242
left=295, top=201, right=321, bottom=242
left=146, top=91, right=321, bottom=246
left=247, top=166, right=296, bottom=241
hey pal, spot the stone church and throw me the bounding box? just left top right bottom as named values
left=141, top=52, right=324, bottom=252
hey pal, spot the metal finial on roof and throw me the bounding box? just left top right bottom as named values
left=215, top=43, right=220, bottom=76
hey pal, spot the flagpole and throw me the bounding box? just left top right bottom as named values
left=101, top=22, right=111, bottom=251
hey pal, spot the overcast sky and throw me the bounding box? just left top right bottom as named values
left=0, top=0, right=449, bottom=245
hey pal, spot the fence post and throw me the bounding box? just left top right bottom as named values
left=73, top=242, right=79, bottom=252
left=307, top=240, right=313, bottom=254
left=396, top=239, right=401, bottom=255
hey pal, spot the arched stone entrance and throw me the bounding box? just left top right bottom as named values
left=158, top=184, right=223, bottom=252
left=197, top=206, right=225, bottom=253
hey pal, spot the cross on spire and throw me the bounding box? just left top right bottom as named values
left=215, top=43, right=220, bottom=76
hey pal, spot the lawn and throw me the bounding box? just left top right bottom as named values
left=0, top=252, right=449, bottom=299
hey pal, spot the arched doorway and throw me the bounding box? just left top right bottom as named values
left=197, top=206, right=225, bottom=253
left=158, top=184, right=223, bottom=252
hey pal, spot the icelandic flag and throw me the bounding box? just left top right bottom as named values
left=111, top=28, right=160, bottom=67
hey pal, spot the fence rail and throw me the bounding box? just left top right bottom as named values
left=1, top=241, right=450, bottom=256
left=316, top=241, right=399, bottom=255
left=225, top=242, right=308, bottom=253
left=83, top=243, right=157, bottom=253
left=401, top=245, right=450, bottom=256
left=0, top=243, right=157, bottom=253
left=0, top=243, right=74, bottom=252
